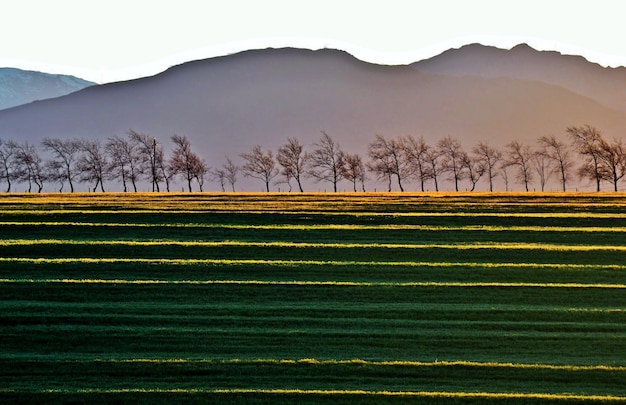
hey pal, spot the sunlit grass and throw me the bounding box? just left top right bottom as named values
left=4, top=221, right=626, bottom=233
left=4, top=388, right=623, bottom=401
left=3, top=238, right=626, bottom=252
left=3, top=256, right=626, bottom=270
left=3, top=278, right=626, bottom=289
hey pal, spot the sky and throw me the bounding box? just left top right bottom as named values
left=2, top=0, right=626, bottom=84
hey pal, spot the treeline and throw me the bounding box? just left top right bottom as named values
left=0, top=124, right=625, bottom=192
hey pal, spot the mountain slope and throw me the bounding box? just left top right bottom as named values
left=0, top=47, right=625, bottom=189
left=413, top=43, right=626, bottom=113
left=0, top=68, right=95, bottom=110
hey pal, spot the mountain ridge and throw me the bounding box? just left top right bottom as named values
left=413, top=43, right=626, bottom=113
left=1, top=45, right=626, bottom=191
left=0, top=68, right=95, bottom=110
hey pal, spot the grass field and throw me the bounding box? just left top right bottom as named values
left=1, top=192, right=626, bottom=404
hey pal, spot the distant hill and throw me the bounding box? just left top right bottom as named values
left=0, top=68, right=95, bottom=110
left=0, top=46, right=625, bottom=191
left=414, top=43, right=626, bottom=113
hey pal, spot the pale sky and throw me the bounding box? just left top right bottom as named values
left=2, top=0, right=626, bottom=83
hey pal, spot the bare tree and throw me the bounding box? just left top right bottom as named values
left=42, top=137, right=82, bottom=192
left=367, top=150, right=394, bottom=192
left=566, top=125, right=604, bottom=191
left=505, top=141, right=534, bottom=191
left=240, top=145, right=279, bottom=192
left=472, top=141, right=502, bottom=192
left=212, top=168, right=227, bottom=192
left=106, top=135, right=142, bottom=192
left=169, top=134, right=204, bottom=192
left=77, top=139, right=108, bottom=192
left=367, top=134, right=408, bottom=192
left=598, top=137, right=626, bottom=191
left=0, top=138, right=18, bottom=192
left=306, top=131, right=345, bottom=192
left=222, top=157, right=239, bottom=192
left=500, top=164, right=511, bottom=192
left=277, top=138, right=308, bottom=192
left=538, top=135, right=574, bottom=192
left=437, top=136, right=466, bottom=191
left=423, top=147, right=442, bottom=191
left=342, top=153, right=367, bottom=192
left=14, top=142, right=45, bottom=193
left=461, top=152, right=485, bottom=191
left=14, top=141, right=46, bottom=193
left=531, top=152, right=551, bottom=192
left=129, top=130, right=168, bottom=192
left=194, top=158, right=209, bottom=192
left=401, top=135, right=430, bottom=192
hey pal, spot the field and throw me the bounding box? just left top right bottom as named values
left=2, top=192, right=626, bottom=404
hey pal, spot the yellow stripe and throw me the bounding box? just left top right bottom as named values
left=2, top=257, right=625, bottom=270
left=89, top=358, right=626, bottom=371
left=2, top=239, right=626, bottom=251
left=3, top=221, right=626, bottom=233
left=4, top=388, right=622, bottom=401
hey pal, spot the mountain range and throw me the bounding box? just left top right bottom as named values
left=0, top=68, right=95, bottom=110
left=1, top=43, right=626, bottom=191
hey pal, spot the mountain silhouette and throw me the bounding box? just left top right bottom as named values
left=0, top=46, right=625, bottom=191
left=0, top=68, right=95, bottom=110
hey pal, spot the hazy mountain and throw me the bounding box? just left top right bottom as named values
left=414, top=43, right=626, bottom=113
left=1, top=46, right=626, bottom=191
left=0, top=68, right=95, bottom=110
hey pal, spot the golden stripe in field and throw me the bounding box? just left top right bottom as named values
left=88, top=358, right=626, bottom=371
left=2, top=387, right=623, bottom=401
left=3, top=221, right=626, bottom=233
left=4, top=209, right=626, bottom=218
left=2, top=257, right=626, bottom=270
left=2, top=239, right=625, bottom=251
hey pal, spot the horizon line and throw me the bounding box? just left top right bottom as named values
left=2, top=36, right=625, bottom=85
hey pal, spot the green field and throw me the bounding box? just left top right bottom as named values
left=2, top=192, right=626, bottom=404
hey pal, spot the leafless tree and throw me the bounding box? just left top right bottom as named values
left=598, top=136, right=626, bottom=191
left=76, top=139, right=108, bottom=192
left=212, top=168, right=227, bottom=192
left=538, top=134, right=574, bottom=192
left=193, top=158, right=209, bottom=192
left=472, top=141, right=502, bottom=192
left=368, top=134, right=408, bottom=192
left=342, top=153, right=367, bottom=192
left=423, top=147, right=442, bottom=191
left=500, top=164, right=511, bottom=192
left=42, top=137, right=82, bottom=192
left=401, top=135, right=430, bottom=192
left=222, top=157, right=239, bottom=192
left=169, top=134, right=206, bottom=192
left=306, top=131, right=345, bottom=192
left=277, top=138, right=308, bottom=192
left=566, top=125, right=604, bottom=191
left=531, top=152, right=551, bottom=192
left=367, top=150, right=394, bottom=192
left=505, top=140, right=534, bottom=191
left=461, top=152, right=485, bottom=191
left=14, top=142, right=46, bottom=193
left=240, top=145, right=279, bottom=192
left=105, top=135, right=142, bottom=192
left=0, top=138, right=18, bottom=192
left=129, top=130, right=169, bottom=192
left=438, top=136, right=467, bottom=191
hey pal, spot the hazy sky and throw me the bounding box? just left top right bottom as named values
left=3, top=0, right=626, bottom=83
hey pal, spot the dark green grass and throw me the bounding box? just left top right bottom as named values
left=2, top=193, right=626, bottom=403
